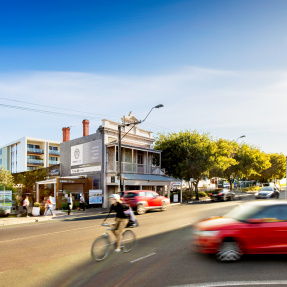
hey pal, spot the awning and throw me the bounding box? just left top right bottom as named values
left=122, top=173, right=180, bottom=182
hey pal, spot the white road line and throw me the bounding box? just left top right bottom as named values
left=130, top=253, right=156, bottom=263
left=169, top=281, right=287, bottom=287
left=179, top=223, right=191, bottom=227
left=0, top=225, right=100, bottom=243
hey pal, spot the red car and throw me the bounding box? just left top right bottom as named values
left=192, top=201, right=287, bottom=262
left=123, top=190, right=170, bottom=215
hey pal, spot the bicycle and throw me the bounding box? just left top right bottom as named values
left=91, top=222, right=136, bottom=261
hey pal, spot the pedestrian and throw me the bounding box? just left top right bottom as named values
left=22, top=195, right=30, bottom=217
left=67, top=193, right=73, bottom=215
left=79, top=194, right=86, bottom=211
left=44, top=196, right=55, bottom=217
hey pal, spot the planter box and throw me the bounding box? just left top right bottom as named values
left=32, top=207, right=40, bottom=216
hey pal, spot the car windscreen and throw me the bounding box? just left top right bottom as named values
left=224, top=204, right=264, bottom=222
left=260, top=187, right=273, bottom=192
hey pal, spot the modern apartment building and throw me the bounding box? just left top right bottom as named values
left=0, top=137, right=60, bottom=173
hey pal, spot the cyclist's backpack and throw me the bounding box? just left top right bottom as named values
left=121, top=204, right=130, bottom=212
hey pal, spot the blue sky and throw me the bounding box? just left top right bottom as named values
left=1, top=0, right=287, bottom=154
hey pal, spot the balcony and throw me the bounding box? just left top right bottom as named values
left=27, top=148, right=44, bottom=154
left=49, top=160, right=59, bottom=165
left=111, top=162, right=163, bottom=175
left=49, top=150, right=60, bottom=156
left=27, top=159, right=43, bottom=166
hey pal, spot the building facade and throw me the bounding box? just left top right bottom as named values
left=0, top=137, right=60, bottom=173
left=59, top=115, right=173, bottom=208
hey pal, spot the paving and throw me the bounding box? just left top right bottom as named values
left=0, top=207, right=108, bottom=226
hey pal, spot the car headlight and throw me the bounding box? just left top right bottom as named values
left=255, top=192, right=258, bottom=196
left=194, top=230, right=220, bottom=237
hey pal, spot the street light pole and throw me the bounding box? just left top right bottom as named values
left=117, top=104, right=164, bottom=192
left=235, top=135, right=246, bottom=143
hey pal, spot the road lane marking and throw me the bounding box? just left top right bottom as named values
left=179, top=223, right=192, bottom=227
left=130, top=253, right=156, bottom=263
left=170, top=281, right=287, bottom=287
left=0, top=225, right=100, bottom=243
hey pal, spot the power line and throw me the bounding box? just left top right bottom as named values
left=0, top=97, right=121, bottom=120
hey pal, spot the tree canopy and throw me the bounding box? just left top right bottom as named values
left=155, top=130, right=285, bottom=198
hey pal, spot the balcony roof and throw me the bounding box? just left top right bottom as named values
left=122, top=173, right=180, bottom=182
left=106, top=143, right=161, bottom=153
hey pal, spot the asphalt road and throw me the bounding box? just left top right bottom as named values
left=1, top=197, right=287, bottom=287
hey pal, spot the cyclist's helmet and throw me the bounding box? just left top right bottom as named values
left=109, top=194, right=120, bottom=201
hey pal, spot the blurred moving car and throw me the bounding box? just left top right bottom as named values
left=209, top=188, right=235, bottom=201
left=123, top=190, right=170, bottom=215
left=192, top=201, right=287, bottom=262
left=255, top=187, right=280, bottom=199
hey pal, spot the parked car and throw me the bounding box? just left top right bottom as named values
left=192, top=201, right=287, bottom=262
left=223, top=182, right=230, bottom=189
left=209, top=188, right=235, bottom=201
left=255, top=187, right=280, bottom=199
left=123, top=190, right=170, bottom=215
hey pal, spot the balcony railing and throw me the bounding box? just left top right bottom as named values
left=110, top=162, right=164, bottom=175
left=27, top=159, right=43, bottom=166
left=49, top=150, right=60, bottom=156
left=49, top=160, right=59, bottom=165
left=27, top=148, right=44, bottom=154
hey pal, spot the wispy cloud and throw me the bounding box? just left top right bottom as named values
left=0, top=67, right=287, bottom=153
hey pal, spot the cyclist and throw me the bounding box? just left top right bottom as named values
left=106, top=194, right=129, bottom=252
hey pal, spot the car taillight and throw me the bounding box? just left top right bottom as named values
left=218, top=193, right=223, bottom=196
left=209, top=193, right=212, bottom=196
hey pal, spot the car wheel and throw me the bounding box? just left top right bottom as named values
left=136, top=204, right=146, bottom=215
left=161, top=201, right=168, bottom=211
left=216, top=240, right=242, bottom=262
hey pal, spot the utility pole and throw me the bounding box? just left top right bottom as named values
left=117, top=105, right=164, bottom=192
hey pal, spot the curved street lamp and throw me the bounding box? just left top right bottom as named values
left=117, top=105, right=164, bottom=191
left=235, top=135, right=246, bottom=142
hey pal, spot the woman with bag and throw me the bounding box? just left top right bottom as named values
left=44, top=196, right=55, bottom=217
left=67, top=193, right=73, bottom=215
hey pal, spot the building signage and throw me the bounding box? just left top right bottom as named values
left=71, top=140, right=102, bottom=174
left=89, top=189, right=102, bottom=204
left=0, top=190, right=12, bottom=208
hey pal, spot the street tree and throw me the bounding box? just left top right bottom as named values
left=236, top=144, right=271, bottom=180
left=155, top=130, right=217, bottom=200
left=13, top=168, right=47, bottom=194
left=210, top=139, right=238, bottom=189
left=260, top=153, right=286, bottom=182
left=0, top=167, right=14, bottom=191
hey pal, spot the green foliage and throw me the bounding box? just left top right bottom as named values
left=0, top=167, right=14, bottom=190
left=13, top=169, right=47, bottom=192
left=34, top=202, right=40, bottom=207
left=260, top=153, right=286, bottom=182
left=155, top=130, right=217, bottom=200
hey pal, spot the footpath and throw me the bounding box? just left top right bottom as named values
left=0, top=208, right=108, bottom=226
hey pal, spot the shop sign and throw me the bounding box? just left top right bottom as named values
left=89, top=190, right=102, bottom=204
left=0, top=190, right=12, bottom=208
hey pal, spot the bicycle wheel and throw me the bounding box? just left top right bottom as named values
left=91, top=236, right=110, bottom=261
left=122, top=230, right=136, bottom=253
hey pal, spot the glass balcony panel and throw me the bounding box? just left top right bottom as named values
left=49, top=150, right=60, bottom=156
left=49, top=160, right=59, bottom=165
left=27, top=159, right=43, bottom=165
left=27, top=148, right=44, bottom=154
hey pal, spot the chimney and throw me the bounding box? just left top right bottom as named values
left=83, top=119, right=89, bottom=136
left=62, top=127, right=70, bottom=142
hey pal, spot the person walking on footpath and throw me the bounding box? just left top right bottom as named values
left=67, top=193, right=73, bottom=215
left=44, top=196, right=55, bottom=217
left=22, top=195, right=30, bottom=217
left=79, top=194, right=86, bottom=212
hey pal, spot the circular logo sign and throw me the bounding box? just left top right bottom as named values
left=74, top=148, right=80, bottom=159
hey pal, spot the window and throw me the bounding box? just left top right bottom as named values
left=145, top=192, right=153, bottom=198
left=0, top=159, right=2, bottom=165
left=253, top=205, right=287, bottom=221
left=49, top=146, right=58, bottom=151
left=0, top=149, right=2, bottom=156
